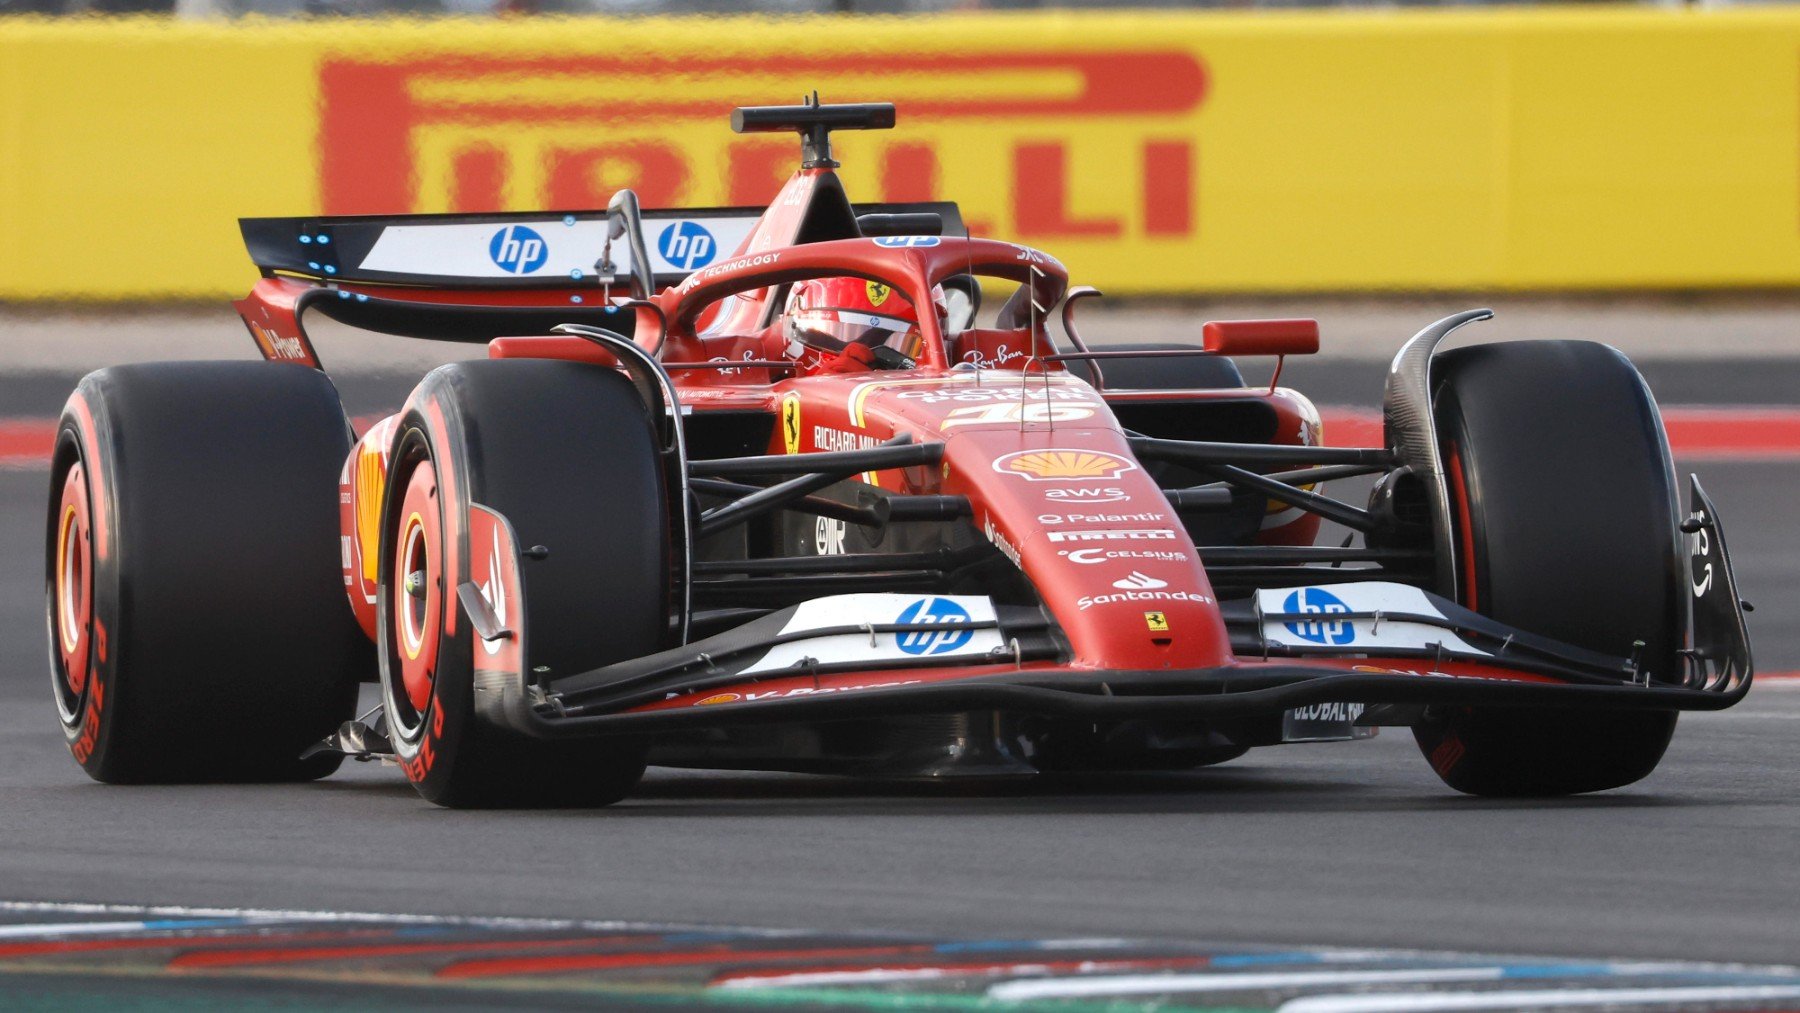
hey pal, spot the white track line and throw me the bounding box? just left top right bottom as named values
left=0, top=900, right=778, bottom=937
left=0, top=919, right=264, bottom=940
left=1277, top=985, right=1800, bottom=1013
left=988, top=967, right=1507, bottom=1001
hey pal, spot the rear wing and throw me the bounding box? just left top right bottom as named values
left=240, top=202, right=963, bottom=291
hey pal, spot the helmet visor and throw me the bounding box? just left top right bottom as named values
left=790, top=310, right=923, bottom=361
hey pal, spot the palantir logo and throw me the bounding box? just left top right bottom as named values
left=488, top=225, right=548, bottom=274
left=658, top=221, right=716, bottom=270
left=1282, top=587, right=1355, bottom=645
left=894, top=596, right=973, bottom=656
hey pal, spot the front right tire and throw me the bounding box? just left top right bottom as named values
left=1411, top=340, right=1683, bottom=796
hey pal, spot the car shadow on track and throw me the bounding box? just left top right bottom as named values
left=536, top=765, right=1707, bottom=820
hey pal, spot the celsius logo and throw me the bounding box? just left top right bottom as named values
left=488, top=225, right=548, bottom=274
left=1283, top=587, right=1355, bottom=645
left=658, top=221, right=717, bottom=270
left=894, top=596, right=973, bottom=656
left=1111, top=571, right=1168, bottom=590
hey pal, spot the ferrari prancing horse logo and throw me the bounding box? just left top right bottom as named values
left=865, top=281, right=891, bottom=307
left=781, top=393, right=802, bottom=455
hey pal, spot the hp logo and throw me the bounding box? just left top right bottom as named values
left=658, top=221, right=717, bottom=270
left=488, top=225, right=548, bottom=275
left=1282, top=587, right=1355, bottom=645
left=894, top=597, right=973, bottom=656
left=873, top=235, right=940, bottom=248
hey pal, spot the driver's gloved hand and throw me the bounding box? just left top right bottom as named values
left=821, top=343, right=879, bottom=374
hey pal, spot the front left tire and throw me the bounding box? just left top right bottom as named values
left=378, top=360, right=670, bottom=808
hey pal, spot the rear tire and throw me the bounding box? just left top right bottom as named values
left=48, top=363, right=366, bottom=783
left=380, top=360, right=668, bottom=808
left=1412, top=341, right=1682, bottom=796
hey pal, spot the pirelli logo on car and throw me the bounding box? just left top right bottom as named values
left=315, top=52, right=1205, bottom=242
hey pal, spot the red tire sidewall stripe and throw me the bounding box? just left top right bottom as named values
left=395, top=458, right=442, bottom=714
left=1444, top=439, right=1481, bottom=611
left=53, top=462, right=93, bottom=696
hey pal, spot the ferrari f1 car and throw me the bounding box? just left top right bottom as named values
left=47, top=100, right=1752, bottom=807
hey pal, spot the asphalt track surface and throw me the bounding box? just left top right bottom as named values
left=0, top=330, right=1797, bottom=1001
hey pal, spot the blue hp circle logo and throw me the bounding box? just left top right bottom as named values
left=488, top=225, right=548, bottom=275
left=873, top=235, right=940, bottom=248
left=1282, top=587, right=1355, bottom=645
left=895, top=597, right=973, bottom=656
left=658, top=221, right=717, bottom=270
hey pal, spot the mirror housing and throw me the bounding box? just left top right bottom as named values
left=1202, top=318, right=1320, bottom=357
left=604, top=188, right=656, bottom=300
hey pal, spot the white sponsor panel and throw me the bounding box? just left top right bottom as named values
left=1256, top=582, right=1488, bottom=655
left=741, top=593, right=1004, bottom=675
left=358, top=216, right=756, bottom=280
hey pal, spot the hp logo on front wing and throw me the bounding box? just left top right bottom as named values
left=894, top=597, right=974, bottom=656
left=1282, top=587, right=1355, bottom=645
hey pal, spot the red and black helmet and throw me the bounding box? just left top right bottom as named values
left=784, top=277, right=941, bottom=364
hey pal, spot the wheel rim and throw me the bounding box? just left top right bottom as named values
left=51, top=461, right=93, bottom=721
left=392, top=457, right=441, bottom=719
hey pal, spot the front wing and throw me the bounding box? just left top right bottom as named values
left=453, top=476, right=1750, bottom=743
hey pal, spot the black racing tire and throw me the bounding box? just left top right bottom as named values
left=47, top=363, right=367, bottom=783
left=1069, top=342, right=1244, bottom=390
left=1412, top=341, right=1682, bottom=797
left=380, top=360, right=667, bottom=809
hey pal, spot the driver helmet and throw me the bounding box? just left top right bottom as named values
left=784, top=277, right=942, bottom=365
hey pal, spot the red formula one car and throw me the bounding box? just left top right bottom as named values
left=47, top=101, right=1752, bottom=807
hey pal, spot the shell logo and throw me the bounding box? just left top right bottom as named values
left=696, top=693, right=742, bottom=706
left=995, top=449, right=1138, bottom=482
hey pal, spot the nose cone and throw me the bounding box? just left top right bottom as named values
left=961, top=435, right=1231, bottom=670
left=856, top=371, right=1232, bottom=670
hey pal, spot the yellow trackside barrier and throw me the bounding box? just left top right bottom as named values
left=1, top=7, right=1798, bottom=300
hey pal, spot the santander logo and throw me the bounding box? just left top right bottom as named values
left=1111, top=571, right=1168, bottom=590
